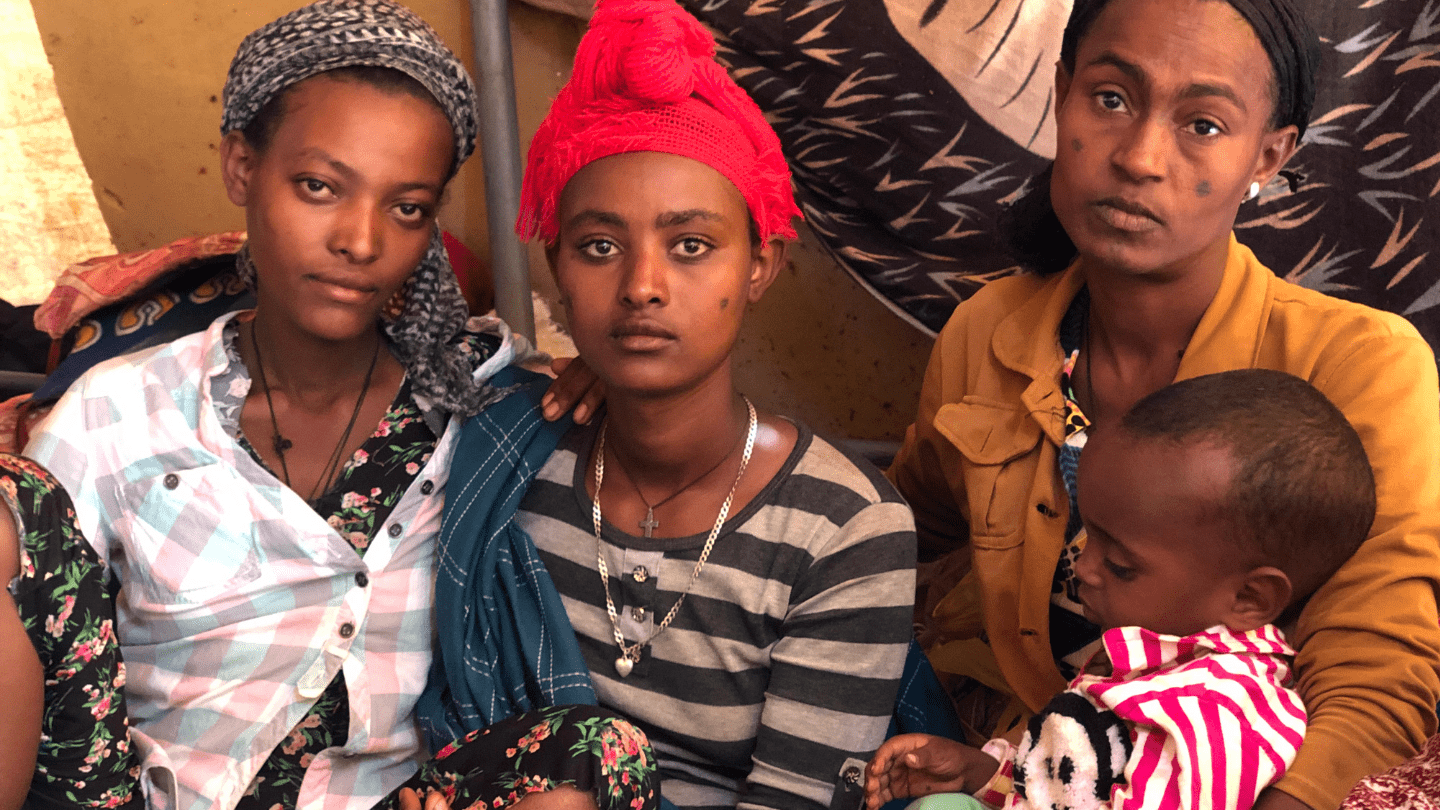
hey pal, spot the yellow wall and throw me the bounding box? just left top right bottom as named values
left=28, top=0, right=931, bottom=441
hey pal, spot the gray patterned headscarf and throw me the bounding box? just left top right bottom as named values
left=223, top=0, right=501, bottom=418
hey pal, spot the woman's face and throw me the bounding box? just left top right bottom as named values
left=220, top=75, right=453, bottom=343
left=1050, top=0, right=1299, bottom=279
left=548, top=151, right=782, bottom=398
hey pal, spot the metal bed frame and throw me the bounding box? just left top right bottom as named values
left=468, top=0, right=536, bottom=344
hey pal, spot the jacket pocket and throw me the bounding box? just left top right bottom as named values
left=934, top=396, right=1043, bottom=545
left=119, top=464, right=262, bottom=606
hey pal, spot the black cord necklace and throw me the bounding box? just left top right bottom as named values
left=249, top=322, right=381, bottom=503
left=605, top=418, right=749, bottom=538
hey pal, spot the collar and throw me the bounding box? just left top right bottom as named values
left=1095, top=623, right=1295, bottom=681
left=989, top=235, right=1271, bottom=443
left=986, top=268, right=1085, bottom=446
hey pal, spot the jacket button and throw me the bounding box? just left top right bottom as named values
left=842, top=765, right=862, bottom=785
left=355, top=572, right=369, bottom=587
left=631, top=607, right=647, bottom=622
left=163, top=473, right=180, bottom=490
left=420, top=480, right=434, bottom=495
left=632, top=566, right=649, bottom=583
left=339, top=622, right=355, bottom=638
left=388, top=523, right=403, bottom=538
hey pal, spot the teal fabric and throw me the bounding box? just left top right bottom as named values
left=416, top=366, right=597, bottom=749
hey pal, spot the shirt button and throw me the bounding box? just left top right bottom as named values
left=420, top=480, right=434, bottom=495
left=631, top=607, right=647, bottom=622
left=632, top=565, right=649, bottom=583
left=842, top=765, right=862, bottom=785
left=388, top=523, right=403, bottom=538
left=163, top=473, right=180, bottom=490
left=355, top=572, right=369, bottom=587
left=339, top=622, right=355, bottom=638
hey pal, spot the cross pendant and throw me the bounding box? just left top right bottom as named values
left=638, top=507, right=659, bottom=538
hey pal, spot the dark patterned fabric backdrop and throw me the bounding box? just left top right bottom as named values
left=675, top=0, right=1440, bottom=351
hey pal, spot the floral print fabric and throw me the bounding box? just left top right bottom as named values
left=3, top=452, right=139, bottom=809
left=378, top=705, right=658, bottom=810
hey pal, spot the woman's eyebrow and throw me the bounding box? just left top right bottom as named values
left=296, top=147, right=356, bottom=178
left=1181, top=82, right=1247, bottom=112
left=565, top=209, right=627, bottom=230
left=1086, top=52, right=1146, bottom=88
left=656, top=209, right=724, bottom=228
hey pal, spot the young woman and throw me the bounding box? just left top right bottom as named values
left=485, top=1, right=918, bottom=807
left=888, top=0, right=1440, bottom=808
left=26, top=3, right=649, bottom=809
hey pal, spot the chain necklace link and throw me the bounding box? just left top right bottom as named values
left=591, top=397, right=757, bottom=677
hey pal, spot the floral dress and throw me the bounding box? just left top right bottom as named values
left=3, top=452, right=139, bottom=809
left=218, top=325, right=656, bottom=810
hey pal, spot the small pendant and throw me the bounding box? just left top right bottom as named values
left=638, top=507, right=659, bottom=538
left=614, top=656, right=635, bottom=677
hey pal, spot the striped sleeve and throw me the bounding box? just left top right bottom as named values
left=738, top=442, right=916, bottom=810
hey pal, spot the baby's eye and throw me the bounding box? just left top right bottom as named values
left=580, top=239, right=618, bottom=259
left=672, top=238, right=713, bottom=259
left=1104, top=559, right=1137, bottom=581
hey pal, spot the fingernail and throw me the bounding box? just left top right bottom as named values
left=574, top=405, right=589, bottom=424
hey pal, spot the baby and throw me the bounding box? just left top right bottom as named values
left=868, top=368, right=1377, bottom=810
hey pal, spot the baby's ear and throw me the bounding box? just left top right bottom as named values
left=1225, top=566, right=1293, bottom=633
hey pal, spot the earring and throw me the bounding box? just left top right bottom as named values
left=1246, top=181, right=1261, bottom=202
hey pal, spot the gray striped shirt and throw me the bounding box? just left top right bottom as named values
left=519, top=423, right=916, bottom=810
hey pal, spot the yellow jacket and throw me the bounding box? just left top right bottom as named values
left=889, top=235, right=1440, bottom=808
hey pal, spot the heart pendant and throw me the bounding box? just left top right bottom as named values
left=615, top=656, right=635, bottom=677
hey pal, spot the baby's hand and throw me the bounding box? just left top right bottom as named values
left=864, top=734, right=999, bottom=810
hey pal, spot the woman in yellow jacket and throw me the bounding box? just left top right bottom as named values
left=888, top=0, right=1440, bottom=808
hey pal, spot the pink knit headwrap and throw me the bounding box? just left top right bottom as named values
left=516, top=0, right=800, bottom=244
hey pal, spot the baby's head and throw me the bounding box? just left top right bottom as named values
left=1074, top=369, right=1375, bottom=637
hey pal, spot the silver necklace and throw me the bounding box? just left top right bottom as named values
left=591, top=397, right=757, bottom=677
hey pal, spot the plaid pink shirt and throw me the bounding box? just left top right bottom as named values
left=27, top=312, right=518, bottom=810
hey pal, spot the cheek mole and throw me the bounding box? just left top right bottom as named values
left=1196, top=181, right=1212, bottom=197
left=1071, top=138, right=1083, bottom=152
left=720, top=298, right=730, bottom=310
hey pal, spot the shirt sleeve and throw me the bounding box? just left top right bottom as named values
left=886, top=312, right=972, bottom=558
left=24, top=373, right=114, bottom=570
left=1276, top=325, right=1440, bottom=807
left=737, top=498, right=917, bottom=810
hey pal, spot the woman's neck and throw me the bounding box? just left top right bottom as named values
left=1079, top=243, right=1227, bottom=363
left=243, top=311, right=388, bottom=407
left=1074, top=241, right=1228, bottom=425
left=601, top=372, right=749, bottom=490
